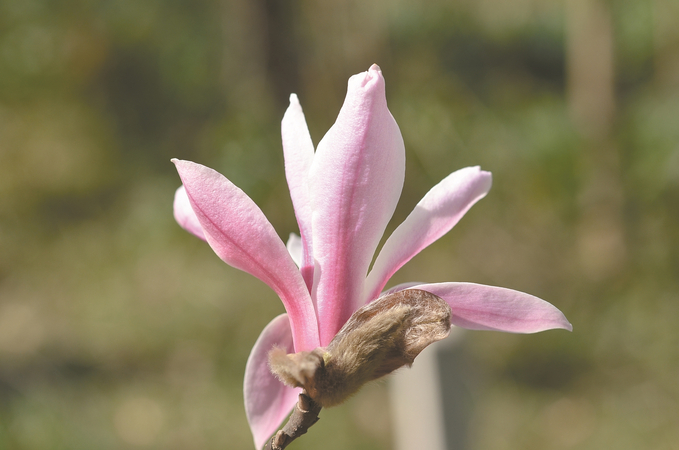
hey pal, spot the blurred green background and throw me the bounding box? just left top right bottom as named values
left=1, top=0, right=678, bottom=449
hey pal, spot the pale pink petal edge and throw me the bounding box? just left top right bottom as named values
left=244, top=314, right=301, bottom=449
left=411, top=282, right=572, bottom=333
left=173, top=185, right=206, bottom=240
left=173, top=159, right=319, bottom=351
left=282, top=94, right=315, bottom=290
left=364, top=167, right=492, bottom=302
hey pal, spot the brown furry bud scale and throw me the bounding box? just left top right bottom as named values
left=268, top=289, right=452, bottom=407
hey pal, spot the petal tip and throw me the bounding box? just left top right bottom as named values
left=536, top=310, right=574, bottom=333
left=350, top=63, right=385, bottom=90
left=172, top=158, right=190, bottom=170
left=550, top=310, right=573, bottom=333
left=469, top=167, right=492, bottom=192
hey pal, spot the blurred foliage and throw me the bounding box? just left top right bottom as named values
left=1, top=0, right=678, bottom=449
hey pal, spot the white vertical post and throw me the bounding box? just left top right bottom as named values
left=390, top=331, right=465, bottom=450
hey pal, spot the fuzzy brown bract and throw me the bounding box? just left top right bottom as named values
left=268, top=289, right=452, bottom=407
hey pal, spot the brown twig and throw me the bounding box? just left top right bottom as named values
left=264, top=391, right=322, bottom=450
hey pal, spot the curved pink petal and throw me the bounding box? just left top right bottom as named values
left=411, top=282, right=572, bottom=333
left=244, top=314, right=301, bottom=450
left=364, top=167, right=492, bottom=302
left=173, top=159, right=320, bottom=351
left=282, top=94, right=315, bottom=291
left=309, top=64, right=405, bottom=345
left=173, top=185, right=206, bottom=240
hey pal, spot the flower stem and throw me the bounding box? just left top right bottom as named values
left=264, top=391, right=322, bottom=450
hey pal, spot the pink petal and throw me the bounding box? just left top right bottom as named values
left=309, top=64, right=405, bottom=345
left=411, top=282, right=573, bottom=333
left=364, top=167, right=492, bottom=302
left=282, top=94, right=315, bottom=291
left=173, top=185, right=206, bottom=240
left=244, top=314, right=301, bottom=450
left=173, top=159, right=320, bottom=351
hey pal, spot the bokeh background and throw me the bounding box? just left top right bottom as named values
left=1, top=0, right=678, bottom=449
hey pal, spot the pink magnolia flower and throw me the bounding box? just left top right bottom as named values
left=172, top=64, right=572, bottom=449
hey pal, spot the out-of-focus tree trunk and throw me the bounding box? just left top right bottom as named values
left=220, top=0, right=273, bottom=115
left=566, top=0, right=626, bottom=280
left=652, top=0, right=679, bottom=87
left=566, top=0, right=615, bottom=140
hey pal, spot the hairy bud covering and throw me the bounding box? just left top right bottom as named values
left=269, top=289, right=451, bottom=407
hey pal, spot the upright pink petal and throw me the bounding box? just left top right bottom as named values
left=282, top=94, right=316, bottom=291
left=244, top=314, right=301, bottom=450
left=173, top=185, right=206, bottom=240
left=364, top=167, right=492, bottom=302
left=411, top=282, right=572, bottom=333
left=309, top=64, right=405, bottom=345
left=173, top=159, right=320, bottom=351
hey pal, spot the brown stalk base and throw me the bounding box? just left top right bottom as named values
left=264, top=391, right=322, bottom=450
